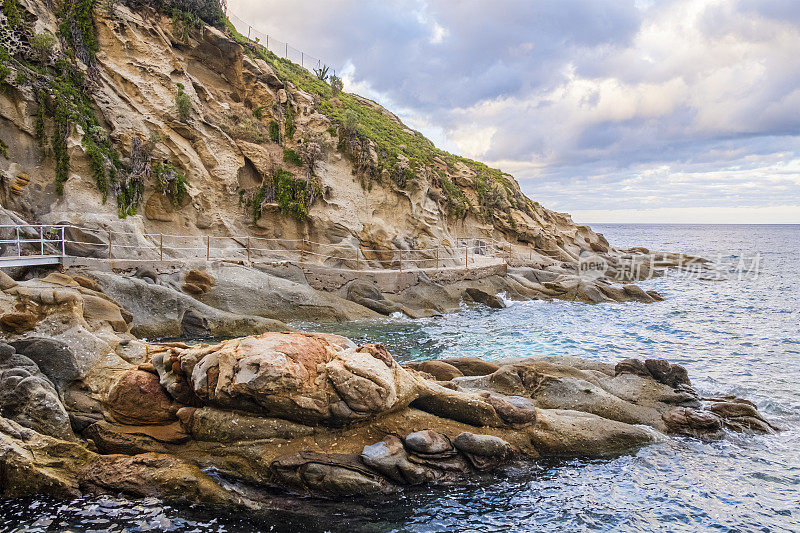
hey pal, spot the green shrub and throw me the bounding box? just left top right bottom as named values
left=329, top=74, right=343, bottom=96
left=342, top=109, right=358, bottom=133
left=153, top=162, right=189, bottom=206
left=30, top=32, right=56, bottom=63
left=283, top=148, right=302, bottom=166
left=171, top=8, right=201, bottom=42
left=14, top=71, right=27, bottom=85
left=251, top=183, right=268, bottom=224
left=57, top=0, right=101, bottom=61
left=114, top=137, right=150, bottom=217
left=229, top=116, right=267, bottom=143
left=251, top=169, right=317, bottom=223
left=83, top=134, right=109, bottom=201
left=175, top=83, right=191, bottom=121
left=123, top=0, right=224, bottom=28
left=390, top=167, right=415, bottom=189
left=440, top=175, right=471, bottom=219
left=0, top=45, right=11, bottom=84
left=274, top=168, right=310, bottom=220
left=52, top=84, right=72, bottom=194
left=269, top=120, right=280, bottom=143
left=0, top=139, right=8, bottom=160
left=1, top=0, right=23, bottom=30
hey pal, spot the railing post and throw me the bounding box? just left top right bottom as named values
left=206, top=235, right=211, bottom=261
left=247, top=26, right=251, bottom=40
left=107, top=230, right=112, bottom=259
left=39, top=226, right=44, bottom=256
left=465, top=246, right=468, bottom=267
left=246, top=237, right=251, bottom=263
left=15, top=226, right=20, bottom=257
left=285, top=43, right=288, bottom=58
left=435, top=248, right=439, bottom=269
left=301, top=52, right=304, bottom=67
left=398, top=250, right=402, bottom=272
left=159, top=234, right=164, bottom=261
left=60, top=227, right=65, bottom=257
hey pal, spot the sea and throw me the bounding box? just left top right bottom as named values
left=2, top=224, right=798, bottom=532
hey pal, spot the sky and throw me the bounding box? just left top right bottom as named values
left=227, top=0, right=800, bottom=223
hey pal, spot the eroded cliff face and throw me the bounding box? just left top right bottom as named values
left=0, top=0, right=607, bottom=265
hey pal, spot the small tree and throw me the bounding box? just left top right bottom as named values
left=329, top=74, right=343, bottom=96
left=29, top=32, right=56, bottom=64
left=342, top=109, right=359, bottom=133
left=299, top=140, right=322, bottom=176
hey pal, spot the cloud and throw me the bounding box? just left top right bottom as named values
left=228, top=0, right=800, bottom=222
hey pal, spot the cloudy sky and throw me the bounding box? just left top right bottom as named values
left=228, top=0, right=800, bottom=223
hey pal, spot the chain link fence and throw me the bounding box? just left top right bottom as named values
left=227, top=11, right=336, bottom=78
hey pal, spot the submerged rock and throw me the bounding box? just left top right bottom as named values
left=464, top=288, right=506, bottom=309
left=346, top=280, right=403, bottom=315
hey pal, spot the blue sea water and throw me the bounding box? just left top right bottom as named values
left=1, top=224, right=799, bottom=532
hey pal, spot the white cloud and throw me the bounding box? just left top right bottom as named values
left=228, top=0, right=800, bottom=223
left=572, top=205, right=800, bottom=224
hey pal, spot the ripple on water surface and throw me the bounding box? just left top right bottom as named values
left=2, top=224, right=799, bottom=531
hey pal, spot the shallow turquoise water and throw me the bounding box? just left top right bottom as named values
left=2, top=224, right=799, bottom=532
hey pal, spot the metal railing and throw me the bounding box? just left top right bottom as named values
left=0, top=224, right=66, bottom=257
left=227, top=11, right=336, bottom=78
left=0, top=224, right=503, bottom=272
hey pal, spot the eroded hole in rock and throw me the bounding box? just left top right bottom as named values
left=237, top=156, right=261, bottom=189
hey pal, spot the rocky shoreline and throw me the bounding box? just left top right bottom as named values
left=0, top=0, right=778, bottom=513
left=0, top=268, right=774, bottom=506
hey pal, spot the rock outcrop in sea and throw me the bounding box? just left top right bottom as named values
left=0, top=275, right=774, bottom=503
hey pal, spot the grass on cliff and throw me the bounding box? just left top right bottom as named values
left=2, top=0, right=171, bottom=218
left=225, top=21, right=527, bottom=221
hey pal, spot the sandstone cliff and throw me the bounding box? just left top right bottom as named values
left=0, top=0, right=609, bottom=265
